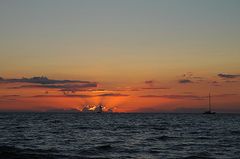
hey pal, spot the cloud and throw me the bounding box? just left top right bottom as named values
left=139, top=93, right=238, bottom=100
left=97, top=93, right=129, bottom=97
left=142, top=87, right=170, bottom=90
left=3, top=76, right=98, bottom=93
left=182, top=72, right=193, bottom=78
left=225, top=80, right=239, bottom=83
left=32, top=93, right=129, bottom=98
left=139, top=94, right=205, bottom=100
left=32, top=94, right=93, bottom=98
left=0, top=76, right=93, bottom=84
left=143, top=80, right=169, bottom=89
left=145, top=80, right=154, bottom=85
left=0, top=99, right=17, bottom=102
left=59, top=83, right=98, bottom=92
left=213, top=94, right=238, bottom=97
left=178, top=72, right=205, bottom=84
left=65, top=88, right=106, bottom=92
left=144, top=80, right=155, bottom=87
left=0, top=95, right=20, bottom=98
left=9, top=82, right=98, bottom=92
left=178, top=79, right=193, bottom=84
left=207, top=81, right=222, bottom=87
left=0, top=94, right=20, bottom=102
left=218, top=73, right=240, bottom=79
left=183, top=92, right=194, bottom=94
left=113, top=88, right=141, bottom=91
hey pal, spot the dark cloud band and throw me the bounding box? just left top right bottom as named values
left=218, top=73, right=240, bottom=79
left=32, top=93, right=129, bottom=98
left=178, top=79, right=193, bottom=84
left=0, top=76, right=93, bottom=84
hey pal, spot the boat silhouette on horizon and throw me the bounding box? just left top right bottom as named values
left=203, top=93, right=216, bottom=114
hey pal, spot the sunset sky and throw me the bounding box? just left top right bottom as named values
left=0, top=0, right=240, bottom=112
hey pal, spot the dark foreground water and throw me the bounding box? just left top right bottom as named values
left=0, top=113, right=240, bottom=159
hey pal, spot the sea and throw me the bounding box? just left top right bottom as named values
left=0, top=113, right=240, bottom=159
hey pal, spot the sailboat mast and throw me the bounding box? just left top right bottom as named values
left=209, top=93, right=211, bottom=112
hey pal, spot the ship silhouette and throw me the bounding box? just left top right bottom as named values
left=203, top=93, right=216, bottom=114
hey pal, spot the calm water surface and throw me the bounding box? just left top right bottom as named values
left=0, top=113, right=240, bottom=159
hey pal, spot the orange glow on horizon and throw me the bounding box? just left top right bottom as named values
left=0, top=75, right=239, bottom=113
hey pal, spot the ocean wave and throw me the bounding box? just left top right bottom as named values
left=1, top=113, right=240, bottom=158
left=0, top=146, right=110, bottom=159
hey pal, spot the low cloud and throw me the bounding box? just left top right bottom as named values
left=139, top=94, right=205, bottom=100
left=145, top=80, right=154, bottom=85
left=225, top=80, right=239, bottom=83
left=59, top=83, right=98, bottom=92
left=139, top=93, right=238, bottom=100
left=98, top=93, right=129, bottom=97
left=209, top=81, right=221, bottom=86
left=11, top=84, right=100, bottom=94
left=0, top=94, right=20, bottom=102
left=218, top=73, right=240, bottom=79
left=0, top=95, right=20, bottom=98
left=0, top=99, right=17, bottom=102
left=32, top=93, right=129, bottom=98
left=142, top=87, right=170, bottom=90
left=4, top=76, right=98, bottom=93
left=143, top=80, right=169, bottom=89
left=33, top=94, right=93, bottom=98
left=11, top=83, right=98, bottom=93
left=214, top=94, right=238, bottom=97
left=178, top=79, right=193, bottom=84
left=0, top=76, right=93, bottom=84
left=178, top=72, right=205, bottom=84
left=144, top=80, right=155, bottom=87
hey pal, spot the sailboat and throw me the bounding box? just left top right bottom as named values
left=203, top=93, right=216, bottom=114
